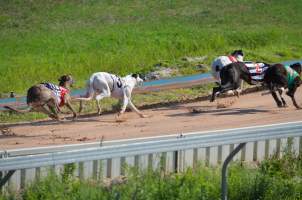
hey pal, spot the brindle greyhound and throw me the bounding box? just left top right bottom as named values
left=5, top=75, right=77, bottom=121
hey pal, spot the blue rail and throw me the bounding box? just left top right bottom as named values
left=0, top=73, right=213, bottom=109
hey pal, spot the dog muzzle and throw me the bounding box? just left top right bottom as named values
left=138, top=82, right=144, bottom=87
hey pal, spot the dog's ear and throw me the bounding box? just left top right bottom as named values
left=290, top=63, right=302, bottom=74
left=132, top=74, right=139, bottom=79
left=231, top=50, right=237, bottom=56
left=58, top=75, right=65, bottom=82
left=58, top=75, right=73, bottom=85
left=138, top=73, right=146, bottom=81
left=237, top=50, right=244, bottom=56
left=231, top=49, right=244, bottom=57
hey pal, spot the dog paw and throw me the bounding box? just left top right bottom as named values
left=58, top=118, right=68, bottom=123
left=140, top=114, right=149, bottom=118
left=115, top=115, right=127, bottom=122
left=277, top=103, right=283, bottom=108
left=191, top=108, right=202, bottom=113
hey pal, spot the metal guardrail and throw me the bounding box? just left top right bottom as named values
left=0, top=121, right=302, bottom=200
left=1, top=121, right=302, bottom=171
left=0, top=120, right=299, bottom=158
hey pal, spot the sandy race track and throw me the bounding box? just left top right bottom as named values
left=1, top=89, right=302, bottom=150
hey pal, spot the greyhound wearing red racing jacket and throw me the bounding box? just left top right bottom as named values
left=27, top=75, right=77, bottom=120
left=5, top=75, right=77, bottom=121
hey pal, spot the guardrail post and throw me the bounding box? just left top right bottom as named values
left=221, top=143, right=246, bottom=200
left=173, top=151, right=178, bottom=173
left=0, top=170, right=15, bottom=189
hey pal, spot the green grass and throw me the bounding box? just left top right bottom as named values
left=1, top=149, right=301, bottom=200
left=0, top=0, right=302, bottom=95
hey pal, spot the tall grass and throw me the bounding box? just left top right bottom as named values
left=1, top=148, right=301, bottom=200
left=0, top=0, right=302, bottom=94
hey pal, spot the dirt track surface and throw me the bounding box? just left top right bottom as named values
left=1, top=89, right=302, bottom=150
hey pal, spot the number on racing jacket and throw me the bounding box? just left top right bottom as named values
left=117, top=77, right=123, bottom=88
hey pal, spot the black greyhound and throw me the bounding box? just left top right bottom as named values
left=211, top=61, right=302, bottom=109
left=210, top=61, right=269, bottom=102
left=263, top=62, right=301, bottom=109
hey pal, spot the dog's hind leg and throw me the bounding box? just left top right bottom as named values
left=95, top=91, right=111, bottom=115
left=47, top=104, right=60, bottom=120
left=79, top=100, right=84, bottom=113
left=210, top=86, right=220, bottom=102
left=34, top=105, right=59, bottom=120
left=45, top=98, right=62, bottom=119
left=95, top=100, right=102, bottom=115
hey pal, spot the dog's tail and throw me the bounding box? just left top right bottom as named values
left=76, top=78, right=96, bottom=113
left=76, top=96, right=94, bottom=101
left=4, top=106, right=31, bottom=113
left=75, top=78, right=95, bottom=101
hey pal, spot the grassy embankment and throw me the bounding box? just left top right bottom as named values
left=1, top=0, right=302, bottom=122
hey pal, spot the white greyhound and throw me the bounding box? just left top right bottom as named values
left=77, top=72, right=147, bottom=118
left=211, top=50, right=244, bottom=82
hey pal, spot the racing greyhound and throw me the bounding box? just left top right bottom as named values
left=264, top=63, right=302, bottom=109
left=5, top=75, right=77, bottom=121
left=77, top=72, right=147, bottom=118
left=211, top=50, right=244, bottom=82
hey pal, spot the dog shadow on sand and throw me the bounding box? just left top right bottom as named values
left=167, top=106, right=270, bottom=118
left=0, top=127, right=49, bottom=139
left=2, top=115, right=100, bottom=128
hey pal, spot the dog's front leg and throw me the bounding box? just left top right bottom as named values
left=277, top=88, right=287, bottom=107
left=271, top=90, right=283, bottom=107
left=291, top=96, right=301, bottom=109
left=287, top=89, right=301, bottom=109
left=63, top=94, right=77, bottom=119
left=128, top=100, right=147, bottom=118
left=65, top=101, right=77, bottom=119
left=287, top=82, right=301, bottom=109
